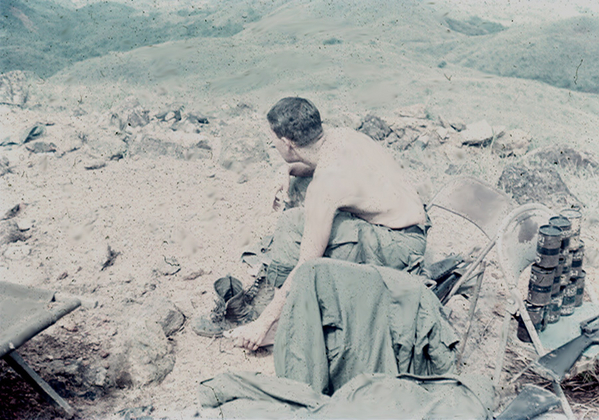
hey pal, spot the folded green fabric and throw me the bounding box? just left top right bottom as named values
left=274, top=259, right=458, bottom=395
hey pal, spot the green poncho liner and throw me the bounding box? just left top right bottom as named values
left=198, top=259, right=495, bottom=418
left=198, top=371, right=494, bottom=419
left=274, top=259, right=459, bottom=395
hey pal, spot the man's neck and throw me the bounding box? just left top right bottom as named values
left=294, top=130, right=327, bottom=168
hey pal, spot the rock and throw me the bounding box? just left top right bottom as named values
left=219, top=136, right=268, bottom=172
left=155, top=107, right=182, bottom=123
left=84, top=160, right=108, bottom=170
left=357, top=115, right=392, bottom=141
left=129, top=136, right=211, bottom=160
left=2, top=203, right=22, bottom=220
left=388, top=126, right=421, bottom=151
left=142, top=296, right=186, bottom=337
left=187, top=113, right=209, bottom=125
left=394, top=104, right=428, bottom=119
left=16, top=218, right=33, bottom=231
left=492, top=129, right=532, bottom=157
left=526, top=144, right=599, bottom=170
left=435, top=127, right=455, bottom=143
left=0, top=71, right=35, bottom=106
left=155, top=256, right=181, bottom=276
left=497, top=163, right=580, bottom=209
left=0, top=220, right=30, bottom=245
left=45, top=359, right=84, bottom=387
left=110, top=98, right=150, bottom=131
left=182, top=269, right=209, bottom=281
left=82, top=366, right=108, bottom=388
left=450, top=121, right=466, bottom=132
left=26, top=141, right=57, bottom=154
left=460, top=120, right=494, bottom=146
left=21, top=125, right=45, bottom=144
left=81, top=132, right=127, bottom=160
left=108, top=319, right=175, bottom=387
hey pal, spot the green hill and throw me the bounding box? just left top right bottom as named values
left=441, top=16, right=599, bottom=93
left=0, top=0, right=265, bottom=78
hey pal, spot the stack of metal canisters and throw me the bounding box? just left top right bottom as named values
left=523, top=224, right=562, bottom=334
left=519, top=207, right=586, bottom=342
left=559, top=208, right=585, bottom=316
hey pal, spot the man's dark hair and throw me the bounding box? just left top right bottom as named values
left=266, top=97, right=323, bottom=147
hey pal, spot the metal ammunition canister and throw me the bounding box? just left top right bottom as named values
left=560, top=208, right=582, bottom=250
left=560, top=282, right=577, bottom=316
left=528, top=264, right=554, bottom=306
left=535, top=225, right=563, bottom=268
left=517, top=302, right=546, bottom=342
left=560, top=253, right=572, bottom=286
left=546, top=293, right=562, bottom=324
left=574, top=270, right=586, bottom=307
left=549, top=215, right=572, bottom=254
left=552, top=257, right=564, bottom=296
left=571, top=240, right=585, bottom=278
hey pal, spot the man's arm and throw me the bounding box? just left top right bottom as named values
left=262, top=182, right=336, bottom=320
left=233, top=181, right=337, bottom=350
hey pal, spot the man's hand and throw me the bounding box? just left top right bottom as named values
left=224, top=318, right=277, bottom=351
left=272, top=164, right=290, bottom=211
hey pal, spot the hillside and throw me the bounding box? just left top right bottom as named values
left=440, top=16, right=599, bottom=94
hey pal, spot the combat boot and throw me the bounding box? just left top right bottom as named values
left=191, top=275, right=257, bottom=337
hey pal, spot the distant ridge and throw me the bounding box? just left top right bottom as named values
left=0, top=0, right=262, bottom=78
left=442, top=16, right=599, bottom=94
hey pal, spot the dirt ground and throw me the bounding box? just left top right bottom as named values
left=1, top=98, right=599, bottom=420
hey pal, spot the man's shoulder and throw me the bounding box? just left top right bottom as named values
left=327, top=126, right=363, bottom=139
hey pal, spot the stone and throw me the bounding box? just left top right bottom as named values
left=82, top=132, right=127, bottom=160
left=2, top=203, right=22, bottom=220
left=357, top=115, right=392, bottom=142
left=129, top=136, right=211, bottom=160
left=389, top=126, right=421, bottom=151
left=25, top=141, right=57, bottom=154
left=187, top=113, right=210, bottom=125
left=526, top=144, right=599, bottom=170
left=497, top=163, right=580, bottom=209
left=21, top=125, right=45, bottom=144
left=83, top=366, right=108, bottom=388
left=219, top=136, right=268, bottom=172
left=142, top=296, right=186, bottom=337
left=109, top=318, right=175, bottom=387
left=16, top=218, right=33, bottom=231
left=83, top=159, right=107, bottom=170
left=155, top=107, right=182, bottom=123
left=155, top=256, right=181, bottom=276
left=492, top=129, right=532, bottom=157
left=460, top=120, right=494, bottom=146
left=0, top=220, right=30, bottom=246
left=110, top=98, right=150, bottom=131
left=394, top=104, right=428, bottom=119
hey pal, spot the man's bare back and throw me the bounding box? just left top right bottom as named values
left=311, top=127, right=425, bottom=229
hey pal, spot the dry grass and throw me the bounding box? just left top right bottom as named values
left=504, top=347, right=599, bottom=418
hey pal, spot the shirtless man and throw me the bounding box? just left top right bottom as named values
left=227, top=97, right=428, bottom=351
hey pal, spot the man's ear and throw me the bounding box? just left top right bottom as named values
left=280, top=137, right=296, bottom=151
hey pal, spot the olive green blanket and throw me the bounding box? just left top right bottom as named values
left=199, top=259, right=494, bottom=418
